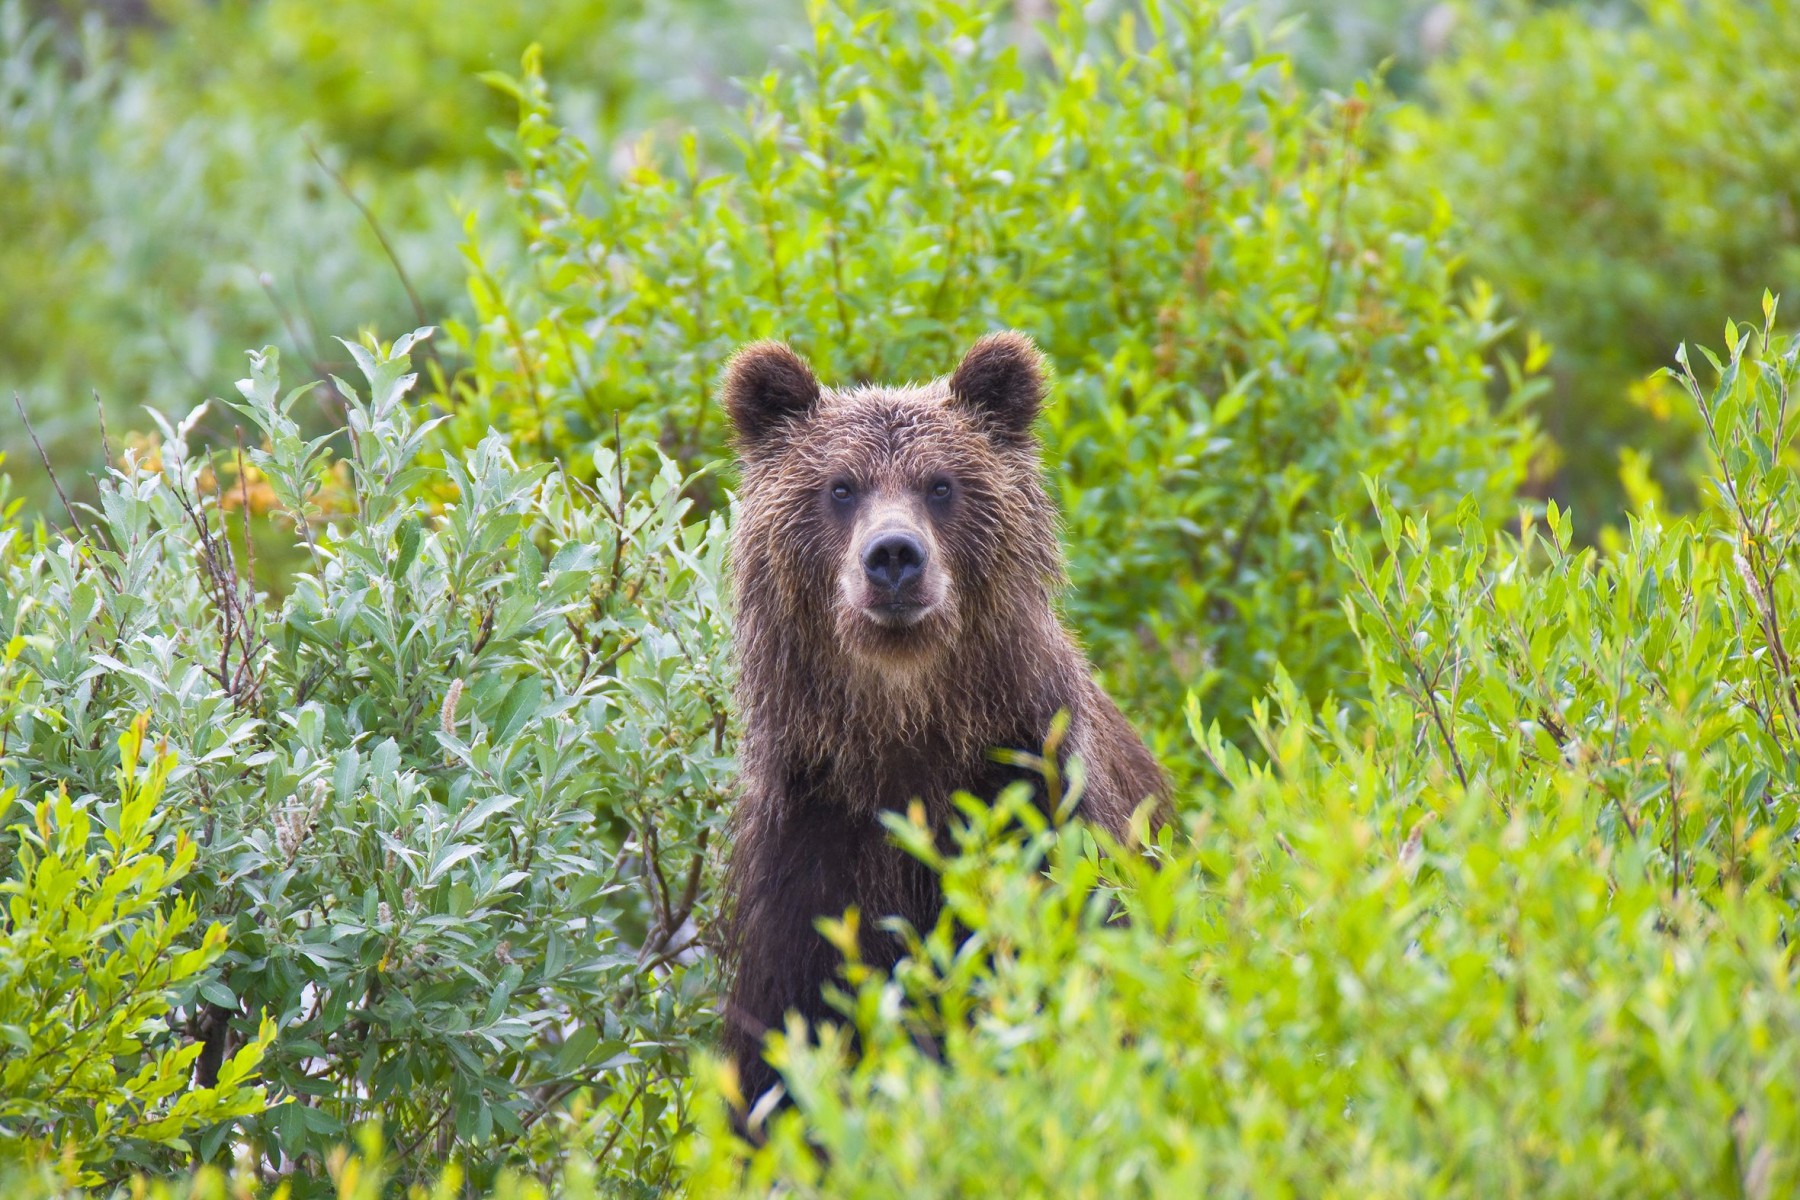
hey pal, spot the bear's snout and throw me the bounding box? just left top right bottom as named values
left=862, top=532, right=926, bottom=597
left=847, top=503, right=943, bottom=632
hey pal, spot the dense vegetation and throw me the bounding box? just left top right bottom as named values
left=1, top=0, right=1797, bottom=1195
left=450, top=0, right=1541, bottom=768
left=1, top=334, right=732, bottom=1189
left=1393, top=0, right=1800, bottom=521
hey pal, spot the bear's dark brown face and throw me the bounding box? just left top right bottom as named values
left=723, top=333, right=1061, bottom=676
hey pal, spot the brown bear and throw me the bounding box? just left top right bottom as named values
left=718, top=331, right=1166, bottom=1111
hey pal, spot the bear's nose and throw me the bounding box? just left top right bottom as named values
left=862, top=532, right=926, bottom=595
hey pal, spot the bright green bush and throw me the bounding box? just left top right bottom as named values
left=450, top=0, right=1540, bottom=765
left=1391, top=0, right=1800, bottom=524
left=0, top=718, right=273, bottom=1188
left=0, top=331, right=734, bottom=1189
left=686, top=310, right=1800, bottom=1198
left=0, top=1122, right=600, bottom=1199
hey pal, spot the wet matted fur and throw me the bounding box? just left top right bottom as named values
left=718, top=331, right=1166, bottom=1110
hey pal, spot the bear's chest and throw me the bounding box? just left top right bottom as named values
left=809, top=725, right=1049, bottom=819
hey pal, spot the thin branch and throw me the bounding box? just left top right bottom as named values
left=16, top=392, right=85, bottom=539
left=256, top=270, right=340, bottom=395
left=641, top=817, right=674, bottom=932
left=393, top=1095, right=459, bottom=1164
left=675, top=828, right=710, bottom=925
left=14, top=391, right=122, bottom=589
left=1667, top=758, right=1682, bottom=902
left=305, top=138, right=428, bottom=327
left=1346, top=556, right=1472, bottom=792
left=592, top=1072, right=652, bottom=1166
left=92, top=389, right=113, bottom=472
left=236, top=432, right=257, bottom=596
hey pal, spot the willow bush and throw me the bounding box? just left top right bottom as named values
left=447, top=0, right=1539, bottom=765
left=0, top=332, right=733, bottom=1192
left=0, top=0, right=781, bottom=507
left=0, top=719, right=273, bottom=1189
left=0, top=1, right=467, bottom=484
left=3, top=304, right=1793, bottom=1200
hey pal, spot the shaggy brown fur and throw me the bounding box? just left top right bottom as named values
left=719, top=332, right=1166, bottom=1110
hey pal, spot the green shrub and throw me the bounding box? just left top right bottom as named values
left=686, top=310, right=1800, bottom=1198
left=1391, top=0, right=1800, bottom=524
left=0, top=331, right=734, bottom=1189
left=0, top=1122, right=601, bottom=1199
left=0, top=717, right=273, bottom=1188
left=450, top=0, right=1540, bottom=765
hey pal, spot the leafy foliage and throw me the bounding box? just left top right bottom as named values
left=0, top=332, right=733, bottom=1189
left=0, top=0, right=470, bottom=495
left=453, top=0, right=1539, bottom=763
left=0, top=718, right=273, bottom=1187
left=5, top=0, right=1799, bottom=1193
left=4, top=4, right=464, bottom=422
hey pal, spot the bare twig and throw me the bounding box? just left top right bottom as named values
left=605, top=411, right=628, bottom=598
left=393, top=1096, right=459, bottom=1164
left=574, top=633, right=641, bottom=689
left=92, top=390, right=112, bottom=472
left=305, top=138, right=428, bottom=328
left=294, top=660, right=328, bottom=708
left=169, top=457, right=268, bottom=715
left=16, top=392, right=86, bottom=539
left=256, top=271, right=341, bottom=399
left=593, top=1071, right=652, bottom=1166
left=470, top=596, right=497, bottom=657
left=642, top=817, right=674, bottom=932
left=1344, top=553, right=1472, bottom=792
left=14, top=391, right=122, bottom=589
left=676, top=830, right=710, bottom=919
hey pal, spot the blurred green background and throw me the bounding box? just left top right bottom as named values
left=2, top=0, right=800, bottom=493
left=7, top=0, right=1796, bottom=533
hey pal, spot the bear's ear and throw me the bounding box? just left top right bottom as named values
left=949, top=331, right=1046, bottom=444
left=721, top=341, right=821, bottom=451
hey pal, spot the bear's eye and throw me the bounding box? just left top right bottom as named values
left=928, top=479, right=952, bottom=500
left=830, top=482, right=854, bottom=502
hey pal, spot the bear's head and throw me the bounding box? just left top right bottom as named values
left=723, top=332, right=1062, bottom=681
